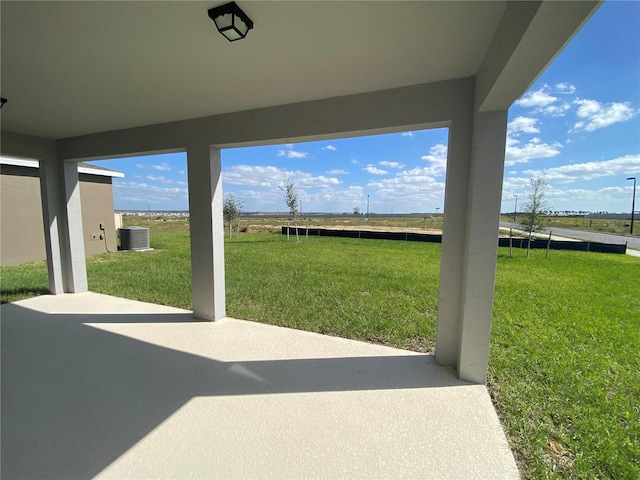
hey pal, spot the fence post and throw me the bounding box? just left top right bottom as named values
left=509, top=228, right=513, bottom=257
left=546, top=230, right=552, bottom=258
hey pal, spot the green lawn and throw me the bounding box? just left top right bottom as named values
left=1, top=229, right=638, bottom=478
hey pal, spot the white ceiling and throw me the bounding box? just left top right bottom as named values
left=1, top=1, right=506, bottom=139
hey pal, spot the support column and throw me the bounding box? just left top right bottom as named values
left=39, top=160, right=65, bottom=294
left=187, top=145, right=225, bottom=321
left=39, top=158, right=88, bottom=293
left=435, top=118, right=473, bottom=368
left=457, top=110, right=508, bottom=383
left=435, top=110, right=507, bottom=384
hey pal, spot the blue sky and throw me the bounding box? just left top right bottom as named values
left=94, top=1, right=640, bottom=214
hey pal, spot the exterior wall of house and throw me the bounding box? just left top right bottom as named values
left=0, top=165, right=47, bottom=266
left=0, top=166, right=117, bottom=266
left=79, top=173, right=119, bottom=256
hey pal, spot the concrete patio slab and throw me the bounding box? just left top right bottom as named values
left=1, top=293, right=519, bottom=479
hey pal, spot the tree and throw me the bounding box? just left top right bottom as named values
left=519, top=174, right=550, bottom=257
left=353, top=206, right=360, bottom=215
left=280, top=176, right=300, bottom=241
left=223, top=193, right=243, bottom=238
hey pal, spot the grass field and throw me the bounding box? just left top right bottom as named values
left=1, top=225, right=639, bottom=478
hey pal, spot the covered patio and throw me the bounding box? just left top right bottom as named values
left=2, top=292, right=518, bottom=479
left=1, top=1, right=600, bottom=477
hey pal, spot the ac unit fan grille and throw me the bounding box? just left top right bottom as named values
left=119, top=227, right=150, bottom=250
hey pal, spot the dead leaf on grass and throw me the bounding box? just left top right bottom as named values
left=549, top=441, right=566, bottom=456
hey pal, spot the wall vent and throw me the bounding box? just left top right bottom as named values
left=119, top=227, right=150, bottom=250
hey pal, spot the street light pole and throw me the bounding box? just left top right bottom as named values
left=513, top=195, right=518, bottom=222
left=366, top=195, right=370, bottom=220
left=627, top=177, right=636, bottom=235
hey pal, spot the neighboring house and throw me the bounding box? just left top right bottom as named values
left=0, top=157, right=123, bottom=266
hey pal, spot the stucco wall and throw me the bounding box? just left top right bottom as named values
left=79, top=173, right=118, bottom=257
left=0, top=166, right=117, bottom=266
left=0, top=165, right=47, bottom=266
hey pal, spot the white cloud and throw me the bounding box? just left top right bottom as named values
left=178, top=170, right=185, bottom=175
left=302, top=185, right=365, bottom=212
left=363, top=164, right=388, bottom=175
left=361, top=146, right=448, bottom=211
left=229, top=184, right=366, bottom=213
left=515, top=85, right=570, bottom=116
left=555, top=82, right=576, bottom=94
left=276, top=143, right=309, bottom=158
left=501, top=176, right=538, bottom=195
left=145, top=175, right=178, bottom=185
left=322, top=145, right=337, bottom=151
left=505, top=137, right=562, bottom=166
left=136, top=162, right=171, bottom=171
left=297, top=174, right=341, bottom=188
left=223, top=164, right=340, bottom=188
left=351, top=159, right=360, bottom=165
left=522, top=155, right=640, bottom=184
left=365, top=166, right=446, bottom=210
left=543, top=103, right=571, bottom=116
left=543, top=186, right=635, bottom=213
left=508, top=116, right=540, bottom=135
left=571, top=99, right=637, bottom=132
left=502, top=181, right=635, bottom=213
left=277, top=149, right=308, bottom=159
left=112, top=181, right=188, bottom=208
left=516, top=88, right=558, bottom=108
left=401, top=132, right=414, bottom=137
left=420, top=143, right=448, bottom=176
left=326, top=169, right=349, bottom=175
left=379, top=161, right=405, bottom=169
left=223, top=165, right=282, bottom=187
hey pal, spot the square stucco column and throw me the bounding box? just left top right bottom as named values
left=39, top=159, right=88, bottom=293
left=187, top=145, right=225, bottom=321
left=436, top=110, right=507, bottom=384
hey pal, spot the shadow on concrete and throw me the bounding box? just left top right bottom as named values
left=0, top=287, right=50, bottom=304
left=1, top=303, right=466, bottom=479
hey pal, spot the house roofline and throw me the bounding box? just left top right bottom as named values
left=0, top=156, right=125, bottom=178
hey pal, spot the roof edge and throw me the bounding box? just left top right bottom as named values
left=0, top=156, right=125, bottom=178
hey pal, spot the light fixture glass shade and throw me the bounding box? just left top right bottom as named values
left=235, top=18, right=250, bottom=36
left=214, top=13, right=233, bottom=31
left=221, top=27, right=242, bottom=42
left=208, top=2, right=253, bottom=42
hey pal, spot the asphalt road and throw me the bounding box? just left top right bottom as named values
left=499, top=222, right=640, bottom=251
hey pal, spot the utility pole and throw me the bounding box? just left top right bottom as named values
left=513, top=195, right=518, bottom=222
left=627, top=177, right=636, bottom=235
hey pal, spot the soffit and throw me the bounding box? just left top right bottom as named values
left=1, top=1, right=505, bottom=139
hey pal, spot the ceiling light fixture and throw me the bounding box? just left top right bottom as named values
left=208, top=2, right=253, bottom=42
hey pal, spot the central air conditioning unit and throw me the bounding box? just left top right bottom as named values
left=119, top=226, right=150, bottom=251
